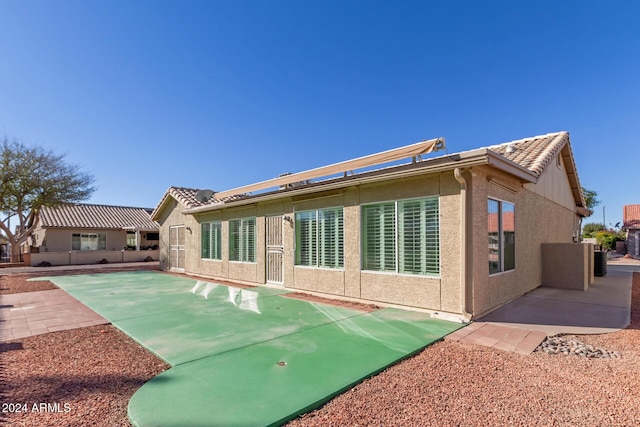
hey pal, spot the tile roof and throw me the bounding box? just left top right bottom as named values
left=39, top=204, right=159, bottom=230
left=488, top=131, right=569, bottom=177
left=623, top=204, right=640, bottom=229
left=151, top=186, right=246, bottom=219
left=163, top=187, right=204, bottom=210
left=158, top=131, right=588, bottom=215
left=488, top=131, right=587, bottom=210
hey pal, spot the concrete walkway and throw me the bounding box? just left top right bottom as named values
left=0, top=262, right=156, bottom=342
left=446, top=263, right=639, bottom=354
left=0, top=289, right=108, bottom=341
left=0, top=261, right=159, bottom=275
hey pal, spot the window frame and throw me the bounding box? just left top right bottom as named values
left=71, top=232, right=107, bottom=251
left=361, top=196, right=440, bottom=276
left=294, top=207, right=344, bottom=269
left=488, top=198, right=515, bottom=275
left=229, top=217, right=256, bottom=263
left=201, top=221, right=222, bottom=261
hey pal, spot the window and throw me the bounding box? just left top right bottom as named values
left=146, top=232, right=159, bottom=241
left=488, top=199, right=515, bottom=274
left=72, top=233, right=106, bottom=251
left=126, top=232, right=136, bottom=247
left=362, top=197, right=439, bottom=275
left=229, top=217, right=256, bottom=262
left=201, top=221, right=222, bottom=260
left=295, top=207, right=344, bottom=268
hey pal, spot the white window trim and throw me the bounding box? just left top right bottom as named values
left=294, top=206, right=345, bottom=269
left=229, top=217, right=256, bottom=263
left=488, top=198, right=515, bottom=275
left=201, top=221, right=222, bottom=261
left=361, top=196, right=441, bottom=277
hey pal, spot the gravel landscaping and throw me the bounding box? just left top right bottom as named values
left=1, top=268, right=639, bottom=426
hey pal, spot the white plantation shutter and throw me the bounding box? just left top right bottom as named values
left=202, top=221, right=222, bottom=260
left=398, top=198, right=439, bottom=274
left=295, top=211, right=317, bottom=266
left=201, top=222, right=211, bottom=259
left=362, top=203, right=396, bottom=272
left=242, top=218, right=256, bottom=263
left=318, top=208, right=343, bottom=268
left=230, top=218, right=255, bottom=262
left=295, top=208, right=343, bottom=268
left=211, top=222, right=222, bottom=260
left=229, top=219, right=241, bottom=261
left=363, top=197, right=439, bottom=275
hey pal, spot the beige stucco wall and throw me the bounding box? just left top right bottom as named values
left=541, top=243, right=593, bottom=290
left=470, top=166, right=581, bottom=317
left=156, top=198, right=200, bottom=271
left=524, top=151, right=576, bottom=212
left=156, top=161, right=582, bottom=318
left=35, top=228, right=128, bottom=252
left=157, top=173, right=463, bottom=314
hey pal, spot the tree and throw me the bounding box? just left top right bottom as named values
left=0, top=137, right=95, bottom=262
left=582, top=187, right=600, bottom=210
left=582, top=222, right=605, bottom=238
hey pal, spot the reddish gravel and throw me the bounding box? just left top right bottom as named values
left=1, top=268, right=639, bottom=426
left=1, top=325, right=169, bottom=427
left=287, top=273, right=640, bottom=426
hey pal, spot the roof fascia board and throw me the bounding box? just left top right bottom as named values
left=485, top=151, right=538, bottom=183
left=213, top=137, right=445, bottom=200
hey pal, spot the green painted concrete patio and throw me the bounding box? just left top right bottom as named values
left=40, top=271, right=462, bottom=426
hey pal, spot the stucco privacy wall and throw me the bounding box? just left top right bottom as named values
left=33, top=228, right=129, bottom=252
left=470, top=166, right=580, bottom=317
left=29, top=249, right=159, bottom=266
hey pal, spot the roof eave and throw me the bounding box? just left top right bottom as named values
left=576, top=207, right=593, bottom=218
left=184, top=150, right=517, bottom=215
left=485, top=150, right=538, bottom=183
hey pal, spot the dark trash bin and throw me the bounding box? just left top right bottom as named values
left=594, top=251, right=607, bottom=277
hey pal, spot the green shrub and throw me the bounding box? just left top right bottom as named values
left=595, top=230, right=625, bottom=250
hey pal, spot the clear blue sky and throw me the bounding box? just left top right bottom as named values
left=1, top=1, right=638, bottom=227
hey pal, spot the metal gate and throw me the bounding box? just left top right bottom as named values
left=266, top=216, right=284, bottom=284
left=169, top=225, right=186, bottom=271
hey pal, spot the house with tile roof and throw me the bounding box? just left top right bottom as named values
left=623, top=204, right=640, bottom=258
left=152, top=131, right=591, bottom=320
left=26, top=203, right=160, bottom=266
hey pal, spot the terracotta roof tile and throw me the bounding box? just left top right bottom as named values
left=488, top=132, right=569, bottom=177
left=624, top=204, right=640, bottom=229
left=39, top=204, right=159, bottom=230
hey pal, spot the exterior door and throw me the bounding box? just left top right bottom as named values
left=169, top=225, right=186, bottom=271
left=266, top=216, right=284, bottom=284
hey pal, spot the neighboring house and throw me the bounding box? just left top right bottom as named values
left=623, top=204, right=640, bottom=257
left=152, top=131, right=590, bottom=320
left=25, top=203, right=160, bottom=266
